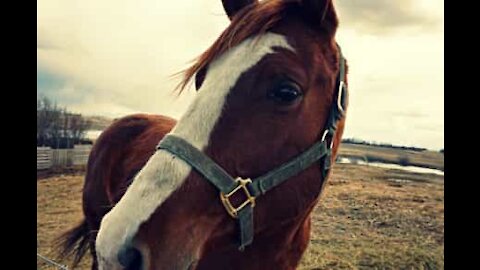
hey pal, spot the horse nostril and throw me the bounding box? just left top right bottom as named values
left=118, top=245, right=143, bottom=270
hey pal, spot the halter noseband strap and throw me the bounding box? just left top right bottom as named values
left=157, top=134, right=330, bottom=249
left=156, top=45, right=347, bottom=251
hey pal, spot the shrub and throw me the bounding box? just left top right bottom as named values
left=398, top=156, right=411, bottom=166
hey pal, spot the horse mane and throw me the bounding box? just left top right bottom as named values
left=176, top=0, right=297, bottom=92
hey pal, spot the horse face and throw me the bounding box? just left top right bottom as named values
left=95, top=1, right=347, bottom=269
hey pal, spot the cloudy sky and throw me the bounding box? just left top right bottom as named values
left=37, top=0, right=444, bottom=150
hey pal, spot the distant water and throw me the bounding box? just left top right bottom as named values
left=336, top=157, right=444, bottom=176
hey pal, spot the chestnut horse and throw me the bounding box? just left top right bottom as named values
left=58, top=0, right=349, bottom=269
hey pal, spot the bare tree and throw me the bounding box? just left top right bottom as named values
left=37, top=96, right=60, bottom=146
left=61, top=107, right=70, bottom=148
left=37, top=96, right=92, bottom=148
left=69, top=114, right=91, bottom=144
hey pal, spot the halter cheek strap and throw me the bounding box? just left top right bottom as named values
left=156, top=45, right=347, bottom=250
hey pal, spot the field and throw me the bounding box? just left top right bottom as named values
left=338, top=143, right=444, bottom=171
left=37, top=145, right=444, bottom=269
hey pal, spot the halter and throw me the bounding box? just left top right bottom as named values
left=157, top=45, right=347, bottom=250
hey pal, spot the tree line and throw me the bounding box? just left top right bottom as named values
left=37, top=96, right=92, bottom=149
left=341, top=138, right=428, bottom=152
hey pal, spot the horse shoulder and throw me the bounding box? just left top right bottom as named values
left=83, top=114, right=176, bottom=224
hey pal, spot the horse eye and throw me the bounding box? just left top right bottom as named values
left=268, top=82, right=303, bottom=105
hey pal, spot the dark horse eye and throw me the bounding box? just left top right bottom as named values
left=268, top=81, right=303, bottom=105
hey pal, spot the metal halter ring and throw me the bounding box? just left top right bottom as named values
left=337, top=81, right=346, bottom=115
left=321, top=129, right=335, bottom=149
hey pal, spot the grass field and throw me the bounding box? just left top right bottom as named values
left=37, top=143, right=444, bottom=269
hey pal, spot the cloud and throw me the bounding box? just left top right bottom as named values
left=37, top=0, right=229, bottom=118
left=391, top=111, right=427, bottom=119
left=37, top=35, right=57, bottom=50
left=336, top=0, right=443, bottom=35
left=37, top=0, right=444, bottom=149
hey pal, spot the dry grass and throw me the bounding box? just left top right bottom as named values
left=37, top=172, right=92, bottom=270
left=298, top=165, right=443, bottom=270
left=37, top=164, right=443, bottom=269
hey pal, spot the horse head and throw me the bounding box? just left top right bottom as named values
left=95, top=0, right=348, bottom=269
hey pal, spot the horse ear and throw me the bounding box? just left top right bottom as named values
left=194, top=65, right=208, bottom=91
left=221, top=0, right=258, bottom=20
left=300, top=0, right=338, bottom=37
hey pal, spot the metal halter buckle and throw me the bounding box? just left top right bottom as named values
left=220, top=177, right=256, bottom=218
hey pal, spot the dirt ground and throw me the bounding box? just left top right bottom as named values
left=37, top=164, right=443, bottom=269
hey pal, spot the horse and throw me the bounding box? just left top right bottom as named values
left=57, top=0, right=349, bottom=269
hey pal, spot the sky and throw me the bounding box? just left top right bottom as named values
left=37, top=0, right=444, bottom=150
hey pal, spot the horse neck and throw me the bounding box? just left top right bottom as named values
left=197, top=214, right=312, bottom=270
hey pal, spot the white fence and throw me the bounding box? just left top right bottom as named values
left=37, top=145, right=92, bottom=170
left=73, top=144, right=91, bottom=166
left=37, top=147, right=53, bottom=170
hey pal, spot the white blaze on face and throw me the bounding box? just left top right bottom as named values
left=95, top=32, right=294, bottom=268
